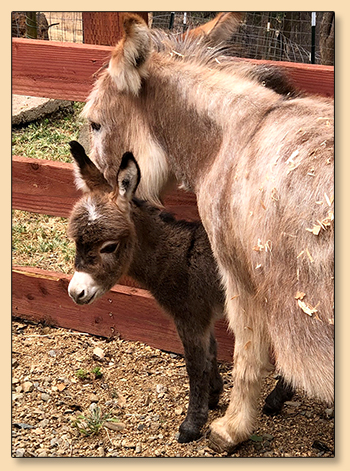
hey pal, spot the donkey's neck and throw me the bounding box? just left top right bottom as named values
left=142, top=59, right=281, bottom=191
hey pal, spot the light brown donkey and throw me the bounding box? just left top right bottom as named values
left=81, top=13, right=334, bottom=452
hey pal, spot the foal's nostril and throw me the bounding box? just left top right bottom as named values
left=77, top=290, right=85, bottom=299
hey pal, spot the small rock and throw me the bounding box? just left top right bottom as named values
left=156, top=384, right=167, bottom=394
left=325, top=407, right=334, bottom=419
left=312, top=440, right=331, bottom=452
left=37, top=419, right=49, bottom=428
left=93, top=347, right=105, bottom=360
left=37, top=450, right=48, bottom=457
left=144, top=394, right=151, bottom=406
left=13, top=422, right=35, bottom=430
left=137, top=423, right=145, bottom=431
left=285, top=401, right=301, bottom=407
left=50, top=437, right=60, bottom=447
left=89, top=394, right=99, bottom=403
left=15, top=448, right=25, bottom=458
left=103, top=421, right=126, bottom=432
left=97, top=446, right=105, bottom=457
left=41, top=393, right=50, bottom=402
left=48, top=350, right=57, bottom=358
left=121, top=440, right=136, bottom=449
left=175, top=406, right=183, bottom=415
left=135, top=443, right=142, bottom=454
left=22, top=381, right=34, bottom=393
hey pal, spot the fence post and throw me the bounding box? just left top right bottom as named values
left=25, top=12, right=37, bottom=39
left=311, top=12, right=316, bottom=64
left=82, top=12, right=148, bottom=46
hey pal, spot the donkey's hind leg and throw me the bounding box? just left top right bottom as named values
left=263, top=377, right=294, bottom=416
left=176, top=323, right=212, bottom=443
left=209, top=295, right=272, bottom=453
left=208, top=332, right=224, bottom=409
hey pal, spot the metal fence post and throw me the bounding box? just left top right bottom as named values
left=311, top=12, right=316, bottom=64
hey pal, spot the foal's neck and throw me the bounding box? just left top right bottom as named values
left=126, top=199, right=195, bottom=288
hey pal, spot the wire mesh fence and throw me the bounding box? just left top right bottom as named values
left=11, top=11, right=334, bottom=65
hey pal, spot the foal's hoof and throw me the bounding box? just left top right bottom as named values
left=262, top=401, right=283, bottom=416
left=178, top=421, right=202, bottom=443
left=208, top=419, right=237, bottom=454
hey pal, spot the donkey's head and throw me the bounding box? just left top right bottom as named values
left=68, top=141, right=140, bottom=305
left=82, top=13, right=244, bottom=206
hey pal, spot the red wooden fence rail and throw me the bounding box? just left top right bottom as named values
left=12, top=38, right=334, bottom=102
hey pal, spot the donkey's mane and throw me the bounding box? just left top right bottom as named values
left=132, top=196, right=201, bottom=231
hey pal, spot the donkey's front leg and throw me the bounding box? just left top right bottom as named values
left=209, top=302, right=271, bottom=453
left=176, top=325, right=212, bottom=443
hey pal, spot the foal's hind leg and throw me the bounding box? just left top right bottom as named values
left=208, top=332, right=224, bottom=409
left=176, top=324, right=212, bottom=443
left=209, top=295, right=272, bottom=453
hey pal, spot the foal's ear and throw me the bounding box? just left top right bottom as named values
left=69, top=141, right=112, bottom=193
left=108, top=13, right=152, bottom=96
left=116, top=152, right=141, bottom=202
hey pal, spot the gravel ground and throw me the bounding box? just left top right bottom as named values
left=12, top=319, right=334, bottom=458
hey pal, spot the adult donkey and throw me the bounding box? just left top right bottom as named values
left=82, top=13, right=334, bottom=453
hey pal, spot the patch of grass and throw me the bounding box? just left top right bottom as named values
left=12, top=103, right=84, bottom=273
left=91, top=367, right=103, bottom=379
left=71, top=406, right=114, bottom=437
left=12, top=102, right=85, bottom=163
left=75, top=369, right=89, bottom=381
left=12, top=210, right=75, bottom=274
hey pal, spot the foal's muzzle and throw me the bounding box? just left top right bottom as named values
left=68, top=271, right=100, bottom=305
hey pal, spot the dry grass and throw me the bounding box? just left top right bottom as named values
left=12, top=104, right=84, bottom=274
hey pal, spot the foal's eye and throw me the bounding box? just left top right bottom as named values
left=100, top=243, right=118, bottom=254
left=90, top=121, right=101, bottom=132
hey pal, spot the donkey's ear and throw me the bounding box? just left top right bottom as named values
left=69, top=141, right=112, bottom=193
left=187, top=12, right=243, bottom=45
left=108, top=13, right=152, bottom=96
left=116, top=152, right=141, bottom=202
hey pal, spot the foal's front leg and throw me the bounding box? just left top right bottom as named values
left=176, top=324, right=212, bottom=443
left=208, top=332, right=224, bottom=409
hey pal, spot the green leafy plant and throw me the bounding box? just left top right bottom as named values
left=71, top=406, right=119, bottom=436
left=91, top=367, right=103, bottom=379
left=75, top=369, right=89, bottom=380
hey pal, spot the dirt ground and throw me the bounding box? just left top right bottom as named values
left=12, top=319, right=334, bottom=458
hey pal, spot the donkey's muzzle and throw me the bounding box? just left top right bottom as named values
left=68, top=271, right=99, bottom=305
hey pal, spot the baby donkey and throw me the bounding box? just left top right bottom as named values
left=67, top=141, right=293, bottom=443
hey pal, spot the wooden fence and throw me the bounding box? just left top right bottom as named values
left=12, top=34, right=334, bottom=363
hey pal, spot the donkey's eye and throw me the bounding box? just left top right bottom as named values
left=100, top=243, right=118, bottom=254
left=90, top=121, right=101, bottom=132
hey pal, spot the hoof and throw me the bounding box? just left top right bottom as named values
left=262, top=401, right=282, bottom=416
left=208, top=419, right=237, bottom=454
left=178, top=421, right=202, bottom=443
